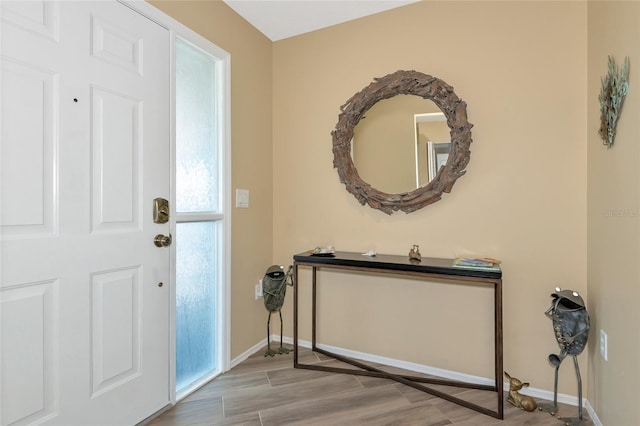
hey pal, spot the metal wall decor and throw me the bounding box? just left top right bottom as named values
left=332, top=70, right=473, bottom=214
left=598, top=56, right=629, bottom=148
left=539, top=288, right=590, bottom=426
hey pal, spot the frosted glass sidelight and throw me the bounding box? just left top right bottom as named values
left=176, top=38, right=218, bottom=213
left=175, top=36, right=223, bottom=395
left=175, top=221, right=217, bottom=392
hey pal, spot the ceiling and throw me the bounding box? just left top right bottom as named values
left=222, top=0, right=421, bottom=41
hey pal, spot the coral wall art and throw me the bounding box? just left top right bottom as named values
left=598, top=56, right=629, bottom=148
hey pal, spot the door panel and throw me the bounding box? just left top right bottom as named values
left=0, top=58, right=57, bottom=237
left=90, top=266, right=141, bottom=396
left=0, top=280, right=57, bottom=426
left=0, top=0, right=59, bottom=42
left=91, top=86, right=141, bottom=231
left=91, top=14, right=143, bottom=75
left=1, top=2, right=170, bottom=425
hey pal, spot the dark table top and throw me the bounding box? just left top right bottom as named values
left=293, top=250, right=502, bottom=280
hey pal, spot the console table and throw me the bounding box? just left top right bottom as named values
left=292, top=250, right=503, bottom=419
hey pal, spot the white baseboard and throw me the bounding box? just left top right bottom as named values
left=273, top=334, right=602, bottom=423
left=229, top=337, right=269, bottom=370
left=585, top=399, right=603, bottom=426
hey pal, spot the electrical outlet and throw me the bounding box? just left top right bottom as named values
left=255, top=279, right=263, bottom=300
left=600, top=329, right=608, bottom=361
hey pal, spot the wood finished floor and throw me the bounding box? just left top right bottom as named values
left=146, top=346, right=592, bottom=426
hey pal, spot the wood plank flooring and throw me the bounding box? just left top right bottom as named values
left=145, top=346, right=592, bottom=426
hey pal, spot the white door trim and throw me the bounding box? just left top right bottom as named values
left=118, top=0, right=232, bottom=405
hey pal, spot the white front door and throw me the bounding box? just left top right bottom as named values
left=1, top=1, right=171, bottom=425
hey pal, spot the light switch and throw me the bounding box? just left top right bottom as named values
left=235, top=189, right=249, bottom=208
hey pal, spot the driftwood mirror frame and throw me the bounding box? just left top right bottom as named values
left=332, top=70, right=473, bottom=214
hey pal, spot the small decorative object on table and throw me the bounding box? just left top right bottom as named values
left=598, top=55, right=629, bottom=148
left=408, top=244, right=421, bottom=261
left=504, top=371, right=537, bottom=412
left=310, top=245, right=335, bottom=256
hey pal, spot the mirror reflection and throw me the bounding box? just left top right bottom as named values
left=415, top=113, right=450, bottom=187
left=352, top=95, right=450, bottom=194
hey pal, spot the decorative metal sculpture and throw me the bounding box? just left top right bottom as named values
left=504, top=371, right=537, bottom=412
left=539, top=288, right=590, bottom=426
left=262, top=265, right=293, bottom=357
left=598, top=56, right=629, bottom=148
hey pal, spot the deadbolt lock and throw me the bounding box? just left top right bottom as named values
left=153, top=198, right=169, bottom=224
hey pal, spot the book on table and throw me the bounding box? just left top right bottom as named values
left=452, top=257, right=501, bottom=271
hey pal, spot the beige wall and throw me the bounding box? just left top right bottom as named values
left=587, top=2, right=640, bottom=425
left=145, top=2, right=640, bottom=421
left=273, top=0, right=587, bottom=395
left=149, top=0, right=274, bottom=358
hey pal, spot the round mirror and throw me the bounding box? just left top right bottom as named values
left=332, top=70, right=473, bottom=214
left=352, top=95, right=446, bottom=194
